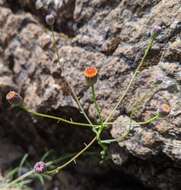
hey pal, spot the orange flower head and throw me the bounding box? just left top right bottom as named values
left=159, top=103, right=171, bottom=116
left=84, top=67, right=97, bottom=78
left=84, top=67, right=98, bottom=86
left=6, top=91, right=23, bottom=106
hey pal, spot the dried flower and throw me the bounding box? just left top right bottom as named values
left=34, top=161, right=46, bottom=173
left=6, top=91, right=23, bottom=106
left=45, top=14, right=55, bottom=26
left=84, top=67, right=98, bottom=86
left=159, top=103, right=171, bottom=116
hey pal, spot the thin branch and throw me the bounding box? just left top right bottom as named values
left=47, top=136, right=97, bottom=174
left=50, top=29, right=93, bottom=127
left=104, top=35, right=156, bottom=123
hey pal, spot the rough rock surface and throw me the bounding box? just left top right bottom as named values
left=0, top=0, right=181, bottom=190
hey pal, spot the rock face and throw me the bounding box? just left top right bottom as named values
left=0, top=0, right=181, bottom=189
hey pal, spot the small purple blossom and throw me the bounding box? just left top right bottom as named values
left=45, top=14, right=55, bottom=26
left=34, top=161, right=46, bottom=173
left=152, top=25, right=162, bottom=35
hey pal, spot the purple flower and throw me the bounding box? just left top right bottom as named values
left=152, top=25, right=162, bottom=35
left=45, top=14, right=55, bottom=26
left=34, top=161, right=46, bottom=173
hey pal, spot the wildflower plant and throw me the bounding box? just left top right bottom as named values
left=1, top=23, right=167, bottom=189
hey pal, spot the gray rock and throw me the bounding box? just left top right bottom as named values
left=0, top=0, right=181, bottom=189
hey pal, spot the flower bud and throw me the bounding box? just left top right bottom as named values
left=158, top=103, right=171, bottom=116
left=34, top=161, right=46, bottom=173
left=45, top=14, right=55, bottom=26
left=84, top=67, right=98, bottom=86
left=35, top=0, right=43, bottom=9
left=6, top=91, right=23, bottom=106
left=152, top=25, right=162, bottom=36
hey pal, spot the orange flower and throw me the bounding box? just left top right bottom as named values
left=84, top=67, right=97, bottom=78
left=159, top=103, right=171, bottom=116
left=6, top=91, right=23, bottom=106
left=84, top=67, right=98, bottom=86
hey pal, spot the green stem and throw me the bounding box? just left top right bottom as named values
left=100, top=139, right=117, bottom=144
left=46, top=151, right=95, bottom=166
left=47, top=136, right=97, bottom=174
left=70, top=85, right=94, bottom=126
left=5, top=153, right=75, bottom=188
left=91, top=85, right=103, bottom=124
left=5, top=151, right=96, bottom=188
left=22, top=107, right=100, bottom=128
left=104, top=34, right=156, bottom=123
left=50, top=29, right=93, bottom=127
left=91, top=84, right=106, bottom=152
left=90, top=85, right=108, bottom=158
left=5, top=170, right=34, bottom=188
left=137, top=113, right=160, bottom=125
